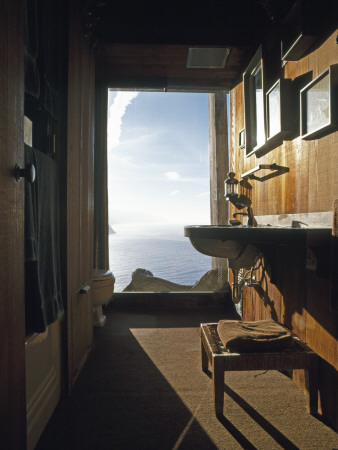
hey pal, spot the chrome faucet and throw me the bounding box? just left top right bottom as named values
left=233, top=206, right=257, bottom=227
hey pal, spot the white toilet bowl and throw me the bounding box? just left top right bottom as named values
left=92, top=269, right=115, bottom=327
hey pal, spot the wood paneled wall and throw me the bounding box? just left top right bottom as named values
left=231, top=31, right=338, bottom=216
left=229, top=30, right=338, bottom=429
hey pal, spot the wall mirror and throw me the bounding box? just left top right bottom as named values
left=300, top=64, right=338, bottom=140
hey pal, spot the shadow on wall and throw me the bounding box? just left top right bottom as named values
left=243, top=242, right=337, bottom=430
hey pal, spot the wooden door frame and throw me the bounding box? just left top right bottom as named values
left=0, top=0, right=26, bottom=448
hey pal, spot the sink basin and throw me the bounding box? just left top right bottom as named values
left=184, top=224, right=331, bottom=247
left=184, top=225, right=331, bottom=269
left=185, top=224, right=332, bottom=296
left=184, top=225, right=261, bottom=269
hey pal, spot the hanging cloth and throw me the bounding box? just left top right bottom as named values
left=24, top=144, right=63, bottom=333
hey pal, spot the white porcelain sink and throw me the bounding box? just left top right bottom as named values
left=184, top=225, right=260, bottom=269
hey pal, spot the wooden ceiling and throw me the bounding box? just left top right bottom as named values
left=95, top=44, right=255, bottom=91
left=89, top=0, right=296, bottom=90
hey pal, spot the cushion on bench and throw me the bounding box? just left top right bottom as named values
left=217, top=319, right=294, bottom=353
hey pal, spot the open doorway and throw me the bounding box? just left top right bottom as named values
left=107, top=90, right=219, bottom=292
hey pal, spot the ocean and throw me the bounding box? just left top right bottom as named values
left=109, top=224, right=212, bottom=292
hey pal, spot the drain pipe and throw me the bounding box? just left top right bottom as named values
left=231, top=260, right=262, bottom=304
left=231, top=268, right=242, bottom=304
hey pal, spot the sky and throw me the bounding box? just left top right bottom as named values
left=107, top=90, right=210, bottom=226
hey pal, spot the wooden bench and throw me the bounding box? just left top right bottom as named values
left=200, top=322, right=318, bottom=417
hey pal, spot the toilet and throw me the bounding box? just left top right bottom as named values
left=92, top=269, right=115, bottom=327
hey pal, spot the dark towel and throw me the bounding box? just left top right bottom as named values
left=217, top=319, right=294, bottom=353
left=25, top=144, right=63, bottom=333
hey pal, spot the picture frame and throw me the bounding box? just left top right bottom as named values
left=300, top=65, right=338, bottom=140
left=239, top=128, right=245, bottom=149
left=243, top=46, right=266, bottom=157
left=243, top=42, right=281, bottom=158
left=266, top=78, right=294, bottom=145
left=280, top=0, right=318, bottom=62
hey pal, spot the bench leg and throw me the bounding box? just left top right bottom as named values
left=201, top=338, right=209, bottom=373
left=305, top=357, right=318, bottom=415
left=212, top=356, right=224, bottom=417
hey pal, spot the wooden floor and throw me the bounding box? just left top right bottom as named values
left=36, top=301, right=338, bottom=449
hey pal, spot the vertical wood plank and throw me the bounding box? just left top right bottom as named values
left=209, top=91, right=229, bottom=226
left=209, top=92, right=229, bottom=277
left=212, top=357, right=225, bottom=417
left=66, top=0, right=95, bottom=391
left=331, top=199, right=338, bottom=311
left=0, top=0, right=26, bottom=447
left=201, top=339, right=209, bottom=373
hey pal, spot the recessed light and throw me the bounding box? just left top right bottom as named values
left=186, top=48, right=230, bottom=69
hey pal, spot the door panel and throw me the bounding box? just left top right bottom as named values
left=70, top=287, right=92, bottom=386
left=66, top=0, right=95, bottom=391
left=0, top=0, right=26, bottom=448
left=26, top=321, right=62, bottom=450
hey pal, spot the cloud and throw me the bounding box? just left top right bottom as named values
left=113, top=130, right=159, bottom=150
left=165, top=171, right=181, bottom=180
left=163, top=172, right=208, bottom=185
left=169, top=190, right=180, bottom=197
left=196, top=191, right=209, bottom=198
left=108, top=92, right=139, bottom=150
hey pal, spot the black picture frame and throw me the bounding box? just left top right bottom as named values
left=266, top=78, right=294, bottom=146
left=300, top=65, right=338, bottom=140
left=239, top=128, right=245, bottom=149
left=243, top=46, right=266, bottom=157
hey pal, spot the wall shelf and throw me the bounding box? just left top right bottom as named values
left=241, top=163, right=289, bottom=181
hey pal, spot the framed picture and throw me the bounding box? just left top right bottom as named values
left=300, top=65, right=338, bottom=140
left=243, top=43, right=281, bottom=157
left=243, top=46, right=266, bottom=156
left=280, top=0, right=318, bottom=62
left=266, top=78, right=293, bottom=145
left=267, top=80, right=281, bottom=139
left=239, top=128, right=245, bottom=149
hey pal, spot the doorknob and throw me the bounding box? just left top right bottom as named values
left=79, top=284, right=90, bottom=294
left=15, top=163, right=36, bottom=183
